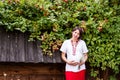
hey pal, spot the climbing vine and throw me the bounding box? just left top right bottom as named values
left=0, top=0, right=120, bottom=79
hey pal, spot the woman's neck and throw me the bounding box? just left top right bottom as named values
left=71, top=38, right=78, bottom=42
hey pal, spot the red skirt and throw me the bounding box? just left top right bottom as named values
left=65, top=70, right=86, bottom=80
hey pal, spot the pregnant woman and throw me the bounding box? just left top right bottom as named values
left=60, top=27, right=88, bottom=80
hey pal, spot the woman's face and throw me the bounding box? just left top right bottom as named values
left=72, top=29, right=80, bottom=39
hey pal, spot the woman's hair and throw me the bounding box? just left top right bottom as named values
left=72, top=27, right=84, bottom=39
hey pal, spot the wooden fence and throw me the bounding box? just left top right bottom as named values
left=0, top=27, right=62, bottom=63
left=0, top=26, right=64, bottom=80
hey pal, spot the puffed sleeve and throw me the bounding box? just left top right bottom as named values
left=82, top=41, right=88, bottom=53
left=60, top=40, right=67, bottom=54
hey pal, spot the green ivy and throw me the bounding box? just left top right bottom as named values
left=0, top=0, right=120, bottom=79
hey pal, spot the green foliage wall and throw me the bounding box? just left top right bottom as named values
left=0, top=0, right=120, bottom=79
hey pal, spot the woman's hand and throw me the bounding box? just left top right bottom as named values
left=79, top=53, right=88, bottom=66
left=61, top=52, right=79, bottom=66
left=67, top=60, right=79, bottom=66
left=78, top=61, right=85, bottom=69
left=79, top=61, right=85, bottom=66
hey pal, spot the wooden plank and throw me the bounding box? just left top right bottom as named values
left=32, top=40, right=43, bottom=63
left=8, top=31, right=16, bottom=62
left=43, top=55, right=54, bottom=63
left=53, top=51, right=62, bottom=63
left=32, top=41, right=38, bottom=63
left=6, top=32, right=11, bottom=62
left=24, top=33, right=34, bottom=62
left=13, top=32, right=20, bottom=62
left=36, top=40, right=44, bottom=62
left=17, top=32, right=25, bottom=62
left=0, top=29, right=8, bottom=61
left=27, top=41, right=34, bottom=62
left=0, top=27, right=2, bottom=61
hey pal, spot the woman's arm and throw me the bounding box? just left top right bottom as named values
left=79, top=53, right=88, bottom=66
left=83, top=53, right=88, bottom=62
left=61, top=52, right=68, bottom=63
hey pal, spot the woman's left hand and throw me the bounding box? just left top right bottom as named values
left=79, top=61, right=85, bottom=66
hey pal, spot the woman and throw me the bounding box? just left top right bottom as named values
left=60, top=27, right=88, bottom=80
